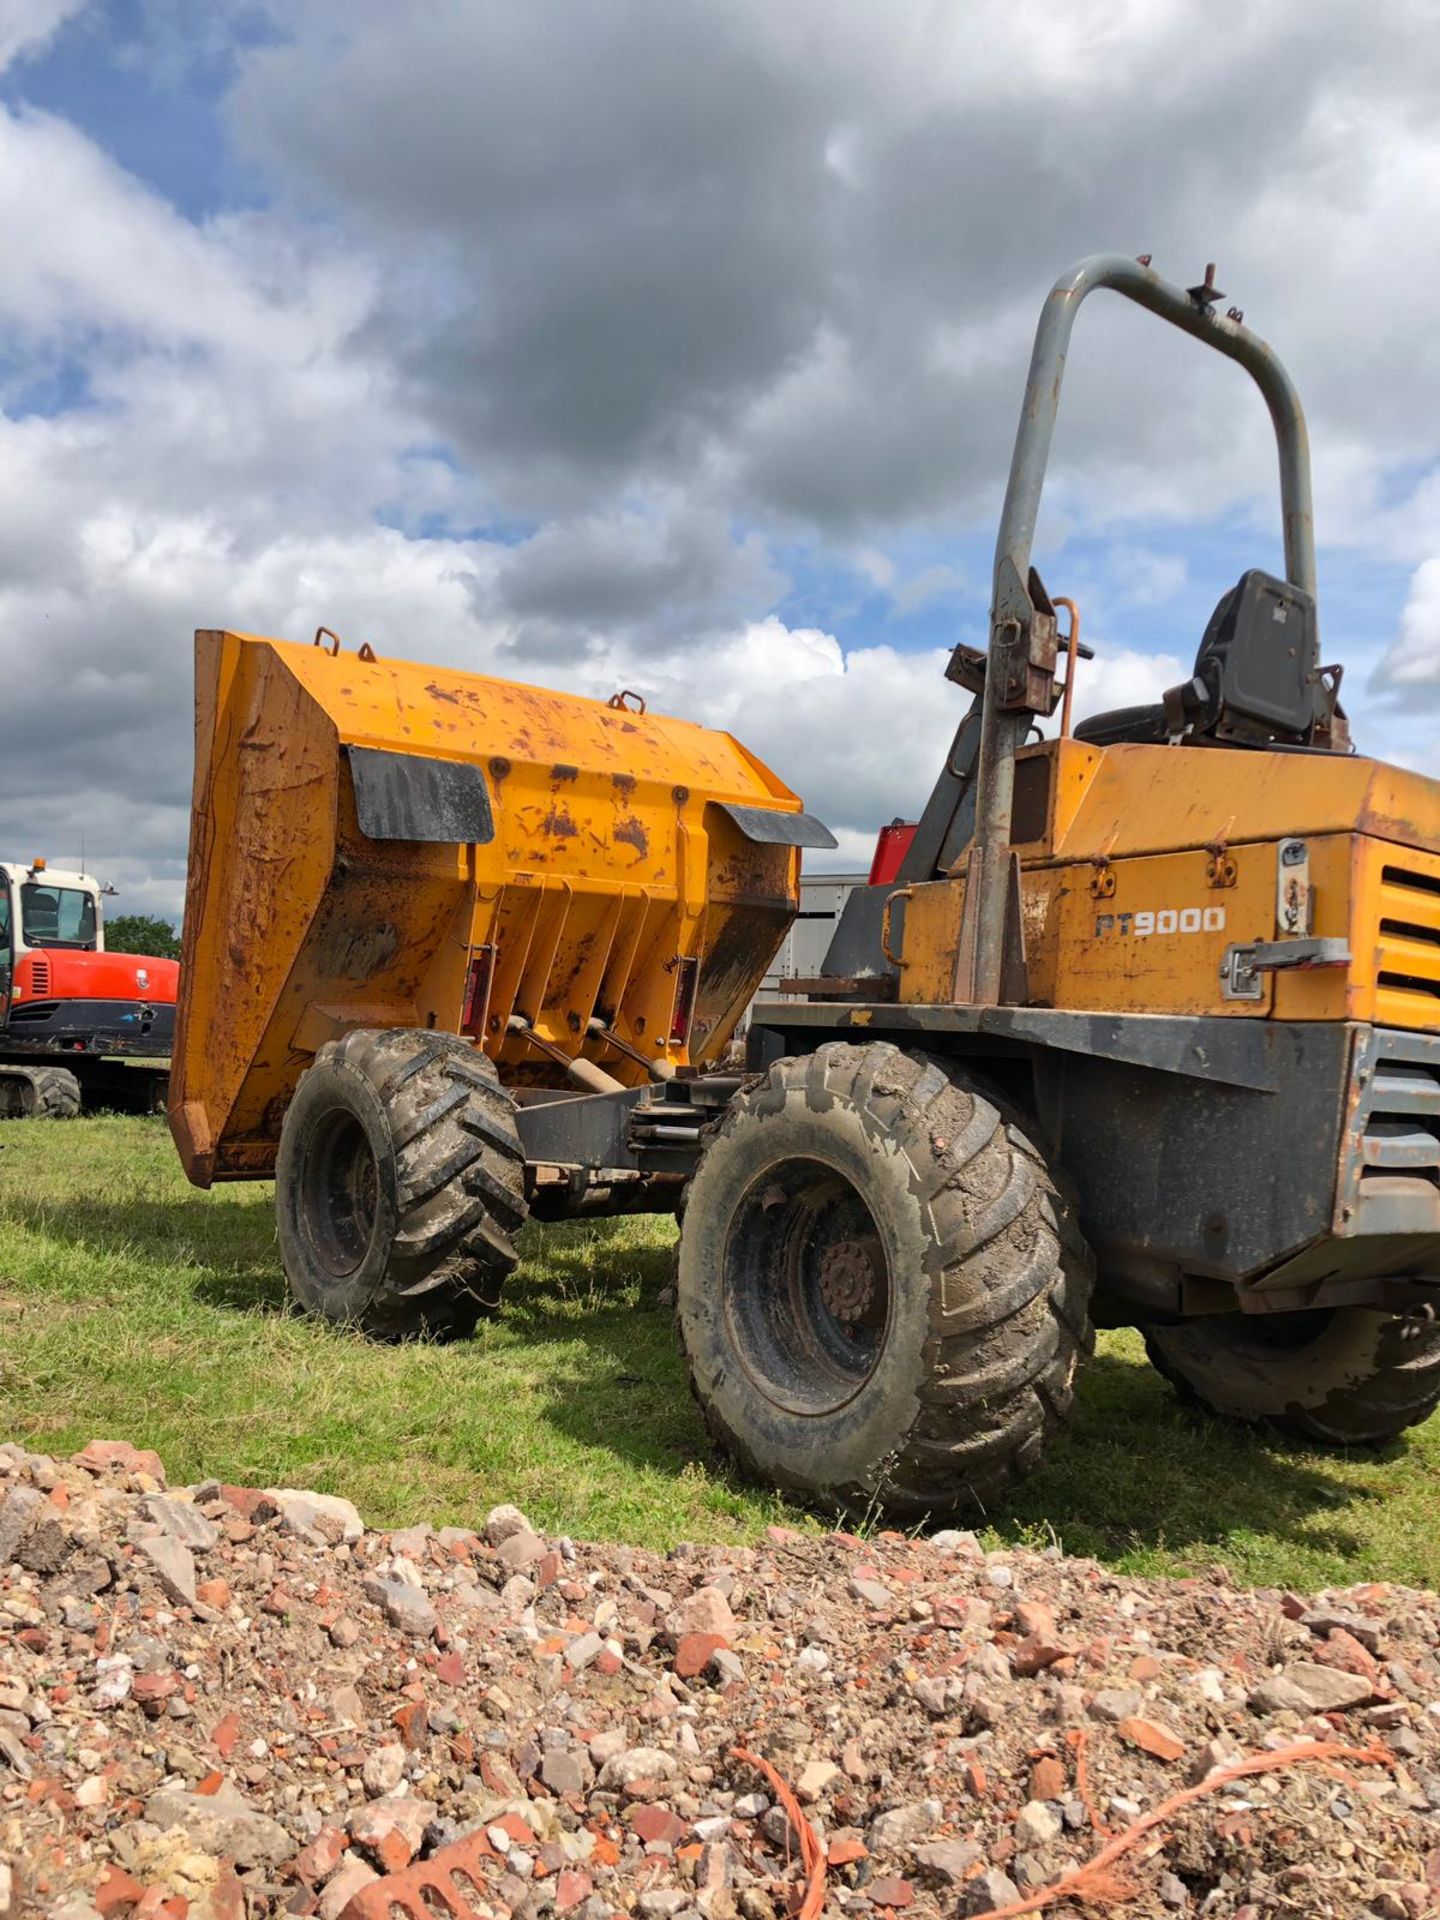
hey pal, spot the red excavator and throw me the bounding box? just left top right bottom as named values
left=0, top=857, right=177, bottom=1116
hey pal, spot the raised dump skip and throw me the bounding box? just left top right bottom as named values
left=171, top=629, right=832, bottom=1185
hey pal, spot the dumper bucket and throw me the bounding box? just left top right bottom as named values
left=170, top=630, right=833, bottom=1185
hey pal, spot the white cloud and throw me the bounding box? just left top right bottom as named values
left=1376, top=559, right=1440, bottom=696
left=2, top=0, right=1440, bottom=919
left=0, top=0, right=85, bottom=73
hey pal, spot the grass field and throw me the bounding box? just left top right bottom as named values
left=2, top=1114, right=1438, bottom=1592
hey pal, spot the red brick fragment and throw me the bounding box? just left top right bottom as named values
left=392, top=1700, right=428, bottom=1749
left=555, top=1869, right=593, bottom=1912
left=192, top=1868, right=246, bottom=1920
left=1117, top=1716, right=1186, bottom=1763
left=827, top=1838, right=869, bottom=1866
left=630, top=1804, right=686, bottom=1848
left=132, top=1673, right=179, bottom=1715
left=1316, top=1628, right=1379, bottom=1680
left=1030, top=1755, right=1067, bottom=1800
left=292, top=1827, right=346, bottom=1884
left=210, top=1713, right=241, bottom=1759
left=869, top=1877, right=915, bottom=1908
left=217, top=1485, right=277, bottom=1521
left=196, top=1578, right=231, bottom=1609
left=374, top=1827, right=414, bottom=1873
left=73, top=1441, right=167, bottom=1485
left=1014, top=1600, right=1057, bottom=1640
left=932, top=1597, right=972, bottom=1632
left=1011, top=1635, right=1067, bottom=1677
left=132, top=1894, right=186, bottom=1920
left=436, top=1651, right=464, bottom=1686
left=674, top=1632, right=728, bottom=1678
left=96, top=1867, right=147, bottom=1915
left=337, top=1830, right=499, bottom=1920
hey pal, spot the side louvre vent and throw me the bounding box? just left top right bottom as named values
left=1338, top=1029, right=1440, bottom=1236
left=1376, top=866, right=1440, bottom=1024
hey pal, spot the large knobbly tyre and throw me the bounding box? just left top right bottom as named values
left=0, top=1066, right=83, bottom=1119
left=1144, top=1309, right=1440, bottom=1445
left=276, top=1028, right=527, bottom=1340
left=674, top=1041, right=1094, bottom=1520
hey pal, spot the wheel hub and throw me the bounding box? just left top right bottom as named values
left=817, top=1238, right=878, bottom=1323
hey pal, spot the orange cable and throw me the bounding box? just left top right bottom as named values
left=976, top=1737, right=1394, bottom=1920
left=730, top=1746, right=828, bottom=1920
left=1065, top=1727, right=1110, bottom=1838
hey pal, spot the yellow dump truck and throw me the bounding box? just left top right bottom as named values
left=173, top=255, right=1440, bottom=1519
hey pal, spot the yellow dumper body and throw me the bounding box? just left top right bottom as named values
left=172, top=630, right=826, bottom=1186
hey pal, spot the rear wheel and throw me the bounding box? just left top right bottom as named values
left=674, top=1042, right=1094, bottom=1519
left=1144, top=1307, right=1440, bottom=1444
left=0, top=1066, right=83, bottom=1119
left=276, top=1029, right=527, bottom=1339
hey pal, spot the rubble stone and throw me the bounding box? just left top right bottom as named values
left=3, top=1437, right=1436, bottom=1920
left=484, top=1502, right=534, bottom=1545
left=142, top=1783, right=293, bottom=1869
left=869, top=1798, right=941, bottom=1855
left=132, top=1531, right=197, bottom=1607
left=1280, top=1662, right=1375, bottom=1711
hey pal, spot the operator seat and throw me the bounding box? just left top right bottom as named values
left=1073, top=568, right=1338, bottom=751
left=25, top=893, right=59, bottom=940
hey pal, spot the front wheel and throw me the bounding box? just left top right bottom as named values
left=1144, top=1307, right=1440, bottom=1445
left=674, top=1042, right=1094, bottom=1519
left=275, top=1028, right=527, bottom=1340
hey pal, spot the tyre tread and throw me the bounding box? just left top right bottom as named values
left=1145, top=1313, right=1440, bottom=1446
left=284, top=1031, right=526, bottom=1339
left=675, top=1040, right=1094, bottom=1519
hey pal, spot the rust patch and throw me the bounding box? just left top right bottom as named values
left=541, top=807, right=579, bottom=840
left=315, top=918, right=401, bottom=982
left=611, top=772, right=637, bottom=798
left=716, top=841, right=790, bottom=900
left=614, top=816, right=649, bottom=859
left=689, top=899, right=794, bottom=1065
left=425, top=680, right=462, bottom=706
left=550, top=763, right=579, bottom=783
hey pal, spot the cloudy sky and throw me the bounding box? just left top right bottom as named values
left=2, top=0, right=1439, bottom=920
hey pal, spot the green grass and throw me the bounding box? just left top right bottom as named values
left=1, top=1114, right=1437, bottom=1590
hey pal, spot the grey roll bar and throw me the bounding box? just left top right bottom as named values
left=965, top=252, right=1316, bottom=1005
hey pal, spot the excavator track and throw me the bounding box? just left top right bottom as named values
left=0, top=1063, right=83, bottom=1119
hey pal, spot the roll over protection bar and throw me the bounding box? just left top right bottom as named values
left=965, top=252, right=1317, bottom=1005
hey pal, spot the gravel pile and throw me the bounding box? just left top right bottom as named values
left=2, top=1439, right=1439, bottom=1919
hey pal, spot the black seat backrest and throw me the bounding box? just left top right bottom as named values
left=1075, top=568, right=1328, bottom=750
left=1180, top=569, right=1319, bottom=742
